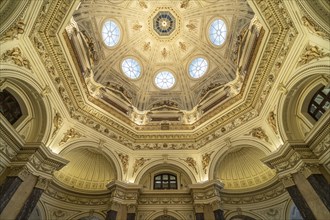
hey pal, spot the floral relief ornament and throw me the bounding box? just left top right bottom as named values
left=0, top=20, right=25, bottom=42
left=132, top=157, right=150, bottom=176
left=248, top=127, right=269, bottom=143
left=181, top=157, right=198, bottom=174
left=0, top=47, right=31, bottom=70
left=59, top=128, right=84, bottom=145
left=202, top=151, right=214, bottom=174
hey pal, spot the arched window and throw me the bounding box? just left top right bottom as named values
left=0, top=89, right=22, bottom=125
left=154, top=173, right=177, bottom=189
left=308, top=86, right=330, bottom=121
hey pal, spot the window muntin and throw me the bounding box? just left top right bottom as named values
left=155, top=71, right=175, bottom=89
left=189, top=57, right=208, bottom=78
left=154, top=173, right=177, bottom=189
left=102, top=20, right=120, bottom=47
left=121, top=58, right=141, bottom=79
left=209, top=19, right=227, bottom=46
left=308, top=86, right=330, bottom=121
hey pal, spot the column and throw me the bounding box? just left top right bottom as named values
left=0, top=167, right=26, bottom=213
left=127, top=204, right=136, bottom=220
left=212, top=200, right=225, bottom=220
left=281, top=175, right=316, bottom=220
left=195, top=204, right=204, bottom=220
left=15, top=177, right=48, bottom=220
left=301, top=165, right=330, bottom=211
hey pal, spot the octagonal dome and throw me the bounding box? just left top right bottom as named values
left=70, top=0, right=256, bottom=130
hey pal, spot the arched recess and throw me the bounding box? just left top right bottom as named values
left=146, top=210, right=185, bottom=220
left=225, top=210, right=263, bottom=220
left=69, top=211, right=105, bottom=220
left=0, top=68, right=53, bottom=143
left=54, top=141, right=120, bottom=191
left=211, top=143, right=276, bottom=190
left=58, top=140, right=122, bottom=181
left=135, top=160, right=196, bottom=190
left=277, top=62, right=330, bottom=141
left=209, top=139, right=273, bottom=181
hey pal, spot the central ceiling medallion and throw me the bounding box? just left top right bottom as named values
left=148, top=7, right=181, bottom=41
left=153, top=11, right=176, bottom=36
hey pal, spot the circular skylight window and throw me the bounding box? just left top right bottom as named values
left=102, top=20, right=120, bottom=47
left=121, top=58, right=141, bottom=79
left=209, top=19, right=227, bottom=46
left=189, top=57, right=208, bottom=78
left=155, top=71, right=175, bottom=89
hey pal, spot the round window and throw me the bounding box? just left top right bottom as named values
left=209, top=19, right=227, bottom=46
left=189, top=57, right=208, bottom=78
left=155, top=71, right=175, bottom=89
left=121, top=58, right=141, bottom=79
left=102, top=20, right=120, bottom=47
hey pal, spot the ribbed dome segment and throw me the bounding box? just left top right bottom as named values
left=54, top=148, right=115, bottom=191
left=217, top=147, right=275, bottom=189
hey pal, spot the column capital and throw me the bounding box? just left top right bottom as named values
left=280, top=174, right=295, bottom=188
left=262, top=143, right=318, bottom=177
left=299, top=163, right=321, bottom=178
left=34, top=176, right=49, bottom=190
left=8, top=166, right=31, bottom=181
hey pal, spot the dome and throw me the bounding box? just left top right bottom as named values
left=216, top=147, right=275, bottom=190
left=54, top=148, right=116, bottom=191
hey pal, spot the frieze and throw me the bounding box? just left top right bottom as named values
left=44, top=184, right=110, bottom=205
left=29, top=0, right=297, bottom=148
left=0, top=137, right=18, bottom=159
left=312, top=133, right=330, bottom=157
left=220, top=182, right=286, bottom=205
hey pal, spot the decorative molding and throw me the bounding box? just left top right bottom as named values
left=132, top=158, right=150, bottom=176
left=181, top=157, right=198, bottom=174
left=267, top=111, right=278, bottom=135
left=117, top=152, right=129, bottom=174
left=0, top=20, right=25, bottom=42
left=298, top=44, right=330, bottom=66
left=202, top=151, right=214, bottom=174
left=247, top=127, right=269, bottom=143
left=59, top=128, right=84, bottom=145
left=52, top=112, right=63, bottom=137
left=0, top=47, right=31, bottom=70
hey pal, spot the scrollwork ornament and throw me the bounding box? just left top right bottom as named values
left=132, top=157, right=150, bottom=176
left=181, top=157, right=198, bottom=174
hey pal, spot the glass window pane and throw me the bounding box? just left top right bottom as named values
left=189, top=57, right=208, bottom=78
left=209, top=19, right=227, bottom=46
left=323, top=101, right=330, bottom=110
left=155, top=71, right=175, bottom=89
left=102, top=20, right=120, bottom=47
left=155, top=176, right=161, bottom=180
left=314, top=94, right=324, bottom=104
left=163, top=175, right=168, bottom=180
left=315, top=111, right=323, bottom=120
left=170, top=175, right=175, bottom=180
left=121, top=58, right=141, bottom=79
left=309, top=104, right=317, bottom=113
left=322, top=87, right=330, bottom=95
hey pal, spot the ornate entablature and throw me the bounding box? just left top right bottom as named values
left=29, top=0, right=297, bottom=149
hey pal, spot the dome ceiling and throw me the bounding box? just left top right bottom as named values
left=54, top=148, right=116, bottom=191
left=216, top=147, right=276, bottom=190
left=71, top=0, right=255, bottom=128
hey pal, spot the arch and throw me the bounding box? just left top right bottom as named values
left=146, top=210, right=185, bottom=220
left=0, top=67, right=53, bottom=143
left=69, top=211, right=105, bottom=220
left=277, top=62, right=330, bottom=141
left=225, top=210, right=264, bottom=220
left=28, top=201, right=46, bottom=220
left=285, top=200, right=303, bottom=220
left=134, top=160, right=197, bottom=189
left=57, top=140, right=122, bottom=182
left=209, top=139, right=273, bottom=180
